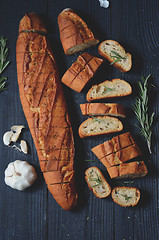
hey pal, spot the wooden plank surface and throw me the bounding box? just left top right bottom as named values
left=0, top=0, right=159, bottom=239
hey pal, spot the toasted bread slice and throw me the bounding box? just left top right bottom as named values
left=111, top=187, right=140, bottom=207
left=86, top=79, right=132, bottom=102
left=78, top=116, right=123, bottom=138
left=80, top=103, right=126, bottom=118
left=58, top=9, right=99, bottom=55
left=107, top=161, right=148, bottom=179
left=91, top=132, right=135, bottom=159
left=61, top=53, right=103, bottom=92
left=98, top=40, right=132, bottom=72
left=100, top=144, right=142, bottom=168
left=85, top=167, right=111, bottom=198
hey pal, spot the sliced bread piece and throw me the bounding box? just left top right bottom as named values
left=85, top=167, right=111, bottom=198
left=111, top=187, right=140, bottom=207
left=86, top=79, right=132, bottom=102
left=58, top=9, right=99, bottom=55
left=92, top=132, right=135, bottom=159
left=107, top=161, right=148, bottom=179
left=78, top=116, right=123, bottom=138
left=80, top=103, right=126, bottom=117
left=98, top=40, right=132, bottom=72
left=100, top=144, right=142, bottom=168
left=61, top=53, right=103, bottom=92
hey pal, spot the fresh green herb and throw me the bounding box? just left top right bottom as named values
left=133, top=74, right=154, bottom=154
left=110, top=50, right=126, bottom=65
left=120, top=194, right=132, bottom=201
left=0, top=36, right=10, bottom=92
left=91, top=116, right=105, bottom=123
left=85, top=159, right=100, bottom=163
left=102, top=86, right=114, bottom=94
left=89, top=170, right=101, bottom=187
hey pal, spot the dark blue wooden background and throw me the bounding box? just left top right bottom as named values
left=0, top=0, right=159, bottom=239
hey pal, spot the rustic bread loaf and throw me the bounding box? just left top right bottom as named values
left=16, top=13, right=78, bottom=211
left=98, top=40, right=132, bottom=72
left=92, top=132, right=135, bottom=160
left=107, top=161, right=148, bottom=179
left=86, top=79, right=132, bottom=102
left=78, top=116, right=123, bottom=138
left=111, top=187, right=140, bottom=207
left=80, top=103, right=126, bottom=117
left=100, top=144, right=142, bottom=168
left=58, top=9, right=99, bottom=55
left=61, top=53, right=103, bottom=92
left=85, top=167, right=111, bottom=198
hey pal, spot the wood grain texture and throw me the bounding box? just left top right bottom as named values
left=0, top=0, right=159, bottom=239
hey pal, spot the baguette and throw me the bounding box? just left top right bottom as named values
left=98, top=40, right=132, bottom=72
left=100, top=144, right=142, bottom=168
left=85, top=167, right=111, bottom=198
left=61, top=53, right=103, bottom=92
left=86, top=79, right=132, bottom=102
left=92, top=132, right=135, bottom=160
left=78, top=116, right=123, bottom=138
left=16, top=13, right=78, bottom=211
left=111, top=187, right=140, bottom=207
left=107, top=161, right=148, bottom=179
left=58, top=9, right=99, bottom=55
left=80, top=103, right=126, bottom=117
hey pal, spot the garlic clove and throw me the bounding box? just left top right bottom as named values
left=20, top=140, right=28, bottom=154
left=11, top=132, right=21, bottom=142
left=11, top=125, right=25, bottom=134
left=3, top=131, right=14, bottom=146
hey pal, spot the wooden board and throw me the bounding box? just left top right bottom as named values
left=0, top=0, right=159, bottom=239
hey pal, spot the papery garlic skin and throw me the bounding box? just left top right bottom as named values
left=5, top=160, right=37, bottom=191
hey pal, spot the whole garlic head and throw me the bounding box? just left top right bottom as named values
left=4, top=160, right=37, bottom=191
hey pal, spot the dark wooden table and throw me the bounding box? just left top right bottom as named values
left=0, top=0, right=159, bottom=239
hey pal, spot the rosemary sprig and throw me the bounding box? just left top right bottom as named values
left=133, top=74, right=154, bottom=154
left=85, top=159, right=99, bottom=163
left=102, top=86, right=114, bottom=94
left=120, top=194, right=132, bottom=201
left=89, top=170, right=101, bottom=187
left=91, top=116, right=105, bottom=123
left=110, top=50, right=126, bottom=65
left=0, top=36, right=10, bottom=92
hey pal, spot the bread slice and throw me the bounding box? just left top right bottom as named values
left=85, top=167, right=111, bottom=198
left=98, top=40, right=132, bottom=72
left=92, top=132, right=135, bottom=159
left=61, top=53, right=103, bottom=92
left=111, top=187, right=140, bottom=207
left=100, top=144, right=142, bottom=168
left=80, top=103, right=126, bottom=118
left=78, top=116, right=123, bottom=138
left=58, top=9, right=99, bottom=55
left=107, top=161, right=148, bottom=179
left=86, top=79, right=132, bottom=102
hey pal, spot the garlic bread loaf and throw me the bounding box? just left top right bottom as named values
left=78, top=116, right=123, bottom=138
left=98, top=40, right=132, bottom=72
left=85, top=167, right=111, bottom=198
left=61, top=53, right=103, bottom=92
left=86, top=79, right=132, bottom=102
left=92, top=132, right=135, bottom=159
left=80, top=103, right=126, bottom=117
left=58, top=9, right=99, bottom=55
left=16, top=13, right=78, bottom=211
left=107, top=161, right=148, bottom=179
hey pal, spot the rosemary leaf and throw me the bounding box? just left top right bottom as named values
left=102, top=86, right=114, bottom=94
left=110, top=50, right=126, bottom=65
left=133, top=74, right=154, bottom=154
left=120, top=194, right=132, bottom=201
left=91, top=116, right=105, bottom=123
left=85, top=159, right=99, bottom=163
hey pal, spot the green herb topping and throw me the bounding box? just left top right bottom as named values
left=102, top=86, right=114, bottom=94
left=110, top=50, right=126, bottom=65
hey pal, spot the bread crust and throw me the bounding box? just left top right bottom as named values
left=16, top=13, right=77, bottom=210
left=86, top=79, right=132, bottom=102
left=92, top=132, right=135, bottom=159
left=111, top=187, right=140, bottom=207
left=107, top=161, right=148, bottom=179
left=80, top=103, right=126, bottom=117
left=98, top=40, right=132, bottom=73
left=58, top=9, right=99, bottom=55
left=62, top=53, right=103, bottom=92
